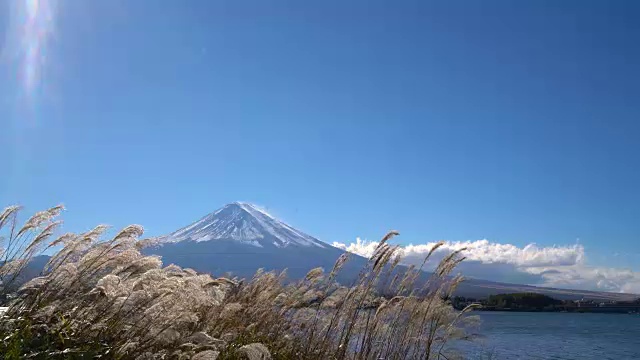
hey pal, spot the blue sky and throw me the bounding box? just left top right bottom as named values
left=1, top=1, right=640, bottom=290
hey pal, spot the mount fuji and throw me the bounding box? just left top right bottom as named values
left=148, top=202, right=367, bottom=281
left=161, top=202, right=329, bottom=249
left=145, top=202, right=636, bottom=301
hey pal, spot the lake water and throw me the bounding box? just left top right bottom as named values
left=460, top=312, right=640, bottom=359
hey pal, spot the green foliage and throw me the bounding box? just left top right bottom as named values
left=485, top=293, right=561, bottom=310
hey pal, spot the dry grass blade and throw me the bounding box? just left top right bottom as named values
left=376, top=230, right=400, bottom=250
left=0, top=206, right=21, bottom=231
left=15, top=205, right=64, bottom=239
left=0, top=209, right=477, bottom=360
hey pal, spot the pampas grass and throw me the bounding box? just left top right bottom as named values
left=0, top=206, right=478, bottom=359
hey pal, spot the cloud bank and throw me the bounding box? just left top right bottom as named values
left=332, top=238, right=640, bottom=294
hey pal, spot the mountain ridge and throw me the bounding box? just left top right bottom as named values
left=161, top=202, right=328, bottom=249
left=139, top=202, right=638, bottom=302
left=146, top=202, right=363, bottom=282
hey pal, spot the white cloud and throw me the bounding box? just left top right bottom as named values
left=332, top=238, right=640, bottom=294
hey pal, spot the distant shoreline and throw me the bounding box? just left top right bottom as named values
left=474, top=307, right=640, bottom=314
left=454, top=292, right=640, bottom=314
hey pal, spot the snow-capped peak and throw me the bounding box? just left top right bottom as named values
left=162, top=202, right=327, bottom=248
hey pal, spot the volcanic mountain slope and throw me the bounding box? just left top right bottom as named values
left=147, top=202, right=637, bottom=301
left=160, top=202, right=328, bottom=248
left=149, top=202, right=367, bottom=281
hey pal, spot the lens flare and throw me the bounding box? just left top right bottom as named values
left=23, top=0, right=55, bottom=96
left=3, top=0, right=57, bottom=99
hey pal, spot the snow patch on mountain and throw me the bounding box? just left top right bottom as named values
left=162, top=202, right=327, bottom=248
